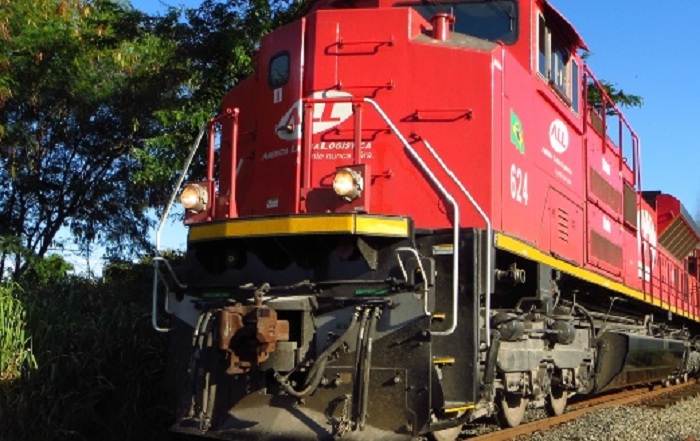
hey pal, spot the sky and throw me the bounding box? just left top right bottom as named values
left=130, top=0, right=700, bottom=258
left=552, top=1, right=700, bottom=215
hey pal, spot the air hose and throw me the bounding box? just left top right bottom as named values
left=275, top=310, right=361, bottom=398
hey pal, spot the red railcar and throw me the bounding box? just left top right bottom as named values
left=153, top=0, right=700, bottom=439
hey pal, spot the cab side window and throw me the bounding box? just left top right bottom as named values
left=269, top=51, right=290, bottom=89
left=537, top=13, right=579, bottom=113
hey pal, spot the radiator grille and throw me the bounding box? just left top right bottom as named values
left=590, top=168, right=622, bottom=212
left=660, top=218, right=699, bottom=261
left=623, top=183, right=637, bottom=228
left=591, top=230, right=623, bottom=268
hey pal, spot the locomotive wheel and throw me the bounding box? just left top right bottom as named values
left=544, top=386, right=567, bottom=416
left=430, top=425, right=463, bottom=441
left=430, top=410, right=465, bottom=441
left=495, top=392, right=528, bottom=428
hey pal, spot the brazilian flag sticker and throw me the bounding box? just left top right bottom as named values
left=510, top=110, right=525, bottom=154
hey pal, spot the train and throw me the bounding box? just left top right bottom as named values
left=151, top=0, right=700, bottom=439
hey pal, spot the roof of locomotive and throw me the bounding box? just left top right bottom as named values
left=541, top=0, right=588, bottom=51
left=413, top=29, right=498, bottom=50
left=300, top=0, right=588, bottom=52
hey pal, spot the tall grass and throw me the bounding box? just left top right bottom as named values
left=0, top=267, right=175, bottom=441
left=0, top=282, right=37, bottom=381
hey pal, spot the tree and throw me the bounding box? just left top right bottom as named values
left=587, top=79, right=644, bottom=115
left=138, top=0, right=302, bottom=191
left=0, top=0, right=304, bottom=279
left=0, top=0, right=186, bottom=278
left=582, top=51, right=644, bottom=114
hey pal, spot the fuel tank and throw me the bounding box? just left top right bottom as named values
left=594, top=332, right=685, bottom=393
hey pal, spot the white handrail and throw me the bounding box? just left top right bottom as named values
left=151, top=124, right=205, bottom=332
left=151, top=100, right=492, bottom=340
left=155, top=124, right=207, bottom=254
left=151, top=257, right=188, bottom=332
left=395, top=247, right=430, bottom=316
left=421, top=139, right=493, bottom=344
left=151, top=262, right=171, bottom=333
left=363, top=98, right=461, bottom=336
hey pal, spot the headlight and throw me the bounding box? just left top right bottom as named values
left=180, top=183, right=208, bottom=213
left=332, top=168, right=363, bottom=201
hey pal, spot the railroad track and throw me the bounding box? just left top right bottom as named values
left=462, top=379, right=700, bottom=441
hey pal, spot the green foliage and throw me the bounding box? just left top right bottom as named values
left=587, top=79, right=644, bottom=115
left=0, top=283, right=37, bottom=382
left=0, top=1, right=305, bottom=438
left=0, top=235, right=27, bottom=278
left=1, top=235, right=73, bottom=285
left=0, top=269, right=171, bottom=441
left=582, top=51, right=644, bottom=114
left=102, top=249, right=184, bottom=284
left=0, top=0, right=302, bottom=276
left=0, top=0, right=188, bottom=275
left=22, top=254, right=74, bottom=287
left=140, top=0, right=302, bottom=189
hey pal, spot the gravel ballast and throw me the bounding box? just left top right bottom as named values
left=525, top=397, right=700, bottom=441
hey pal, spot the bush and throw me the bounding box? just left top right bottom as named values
left=0, top=282, right=37, bottom=382
left=0, top=270, right=174, bottom=441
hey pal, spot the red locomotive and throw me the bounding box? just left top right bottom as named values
left=152, top=0, right=700, bottom=439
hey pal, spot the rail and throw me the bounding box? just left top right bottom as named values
left=301, top=97, right=367, bottom=192
left=302, top=97, right=491, bottom=337
left=583, top=65, right=641, bottom=189
left=151, top=108, right=241, bottom=332
left=155, top=125, right=207, bottom=253
left=300, top=96, right=493, bottom=337
left=208, top=108, right=240, bottom=219
left=468, top=379, right=698, bottom=441
left=153, top=97, right=490, bottom=337
left=151, top=124, right=207, bottom=332
left=395, top=247, right=430, bottom=316
left=151, top=257, right=187, bottom=332
left=420, top=138, right=492, bottom=340
left=364, top=98, right=465, bottom=335
left=363, top=98, right=494, bottom=339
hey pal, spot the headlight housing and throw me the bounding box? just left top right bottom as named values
left=180, top=183, right=209, bottom=213
left=332, top=168, right=363, bottom=201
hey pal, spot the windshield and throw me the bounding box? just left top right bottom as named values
left=410, top=0, right=518, bottom=45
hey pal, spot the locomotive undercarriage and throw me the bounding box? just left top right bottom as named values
left=484, top=250, right=700, bottom=429
left=162, top=228, right=700, bottom=441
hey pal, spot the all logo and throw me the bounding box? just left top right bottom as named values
left=549, top=119, right=569, bottom=154
left=276, top=90, right=354, bottom=141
